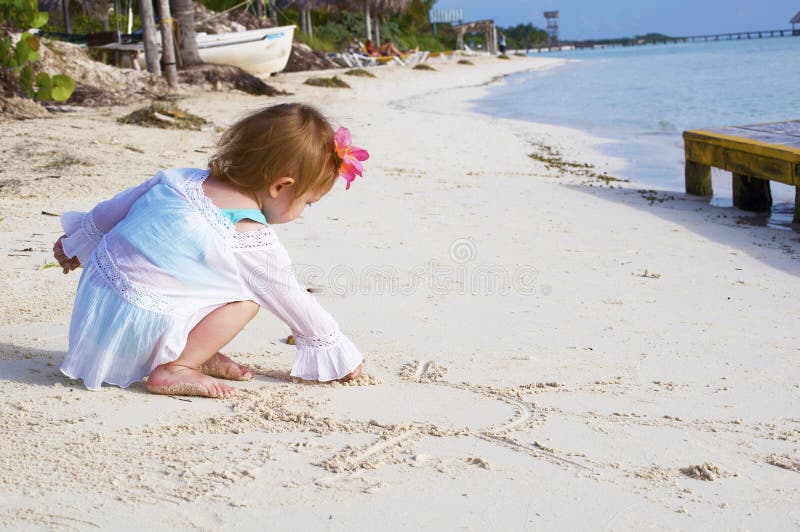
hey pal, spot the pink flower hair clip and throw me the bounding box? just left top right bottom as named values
left=334, top=127, right=369, bottom=190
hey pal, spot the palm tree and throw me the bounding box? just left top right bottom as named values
left=371, top=0, right=410, bottom=46
left=169, top=0, right=201, bottom=66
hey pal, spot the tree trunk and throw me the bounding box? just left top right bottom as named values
left=374, top=12, right=380, bottom=46
left=156, top=0, right=178, bottom=87
left=61, top=0, right=72, bottom=34
left=364, top=0, right=371, bottom=42
left=170, top=0, right=201, bottom=67
left=254, top=0, right=263, bottom=26
left=139, top=0, right=160, bottom=75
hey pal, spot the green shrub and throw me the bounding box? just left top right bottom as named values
left=0, top=0, right=75, bottom=102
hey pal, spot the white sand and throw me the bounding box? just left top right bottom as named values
left=1, top=54, right=799, bottom=530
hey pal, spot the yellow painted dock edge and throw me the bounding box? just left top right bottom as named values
left=684, top=130, right=800, bottom=186
left=684, top=130, right=800, bottom=159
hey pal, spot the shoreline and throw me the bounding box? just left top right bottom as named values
left=1, top=55, right=799, bottom=529
left=472, top=43, right=800, bottom=230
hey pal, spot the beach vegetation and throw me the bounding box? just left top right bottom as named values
left=268, top=0, right=454, bottom=53
left=457, top=59, right=473, bottom=65
left=344, top=68, right=375, bottom=78
left=529, top=142, right=630, bottom=186
left=304, top=75, right=350, bottom=88
left=0, top=0, right=75, bottom=102
left=497, top=23, right=548, bottom=49
left=412, top=63, right=435, bottom=71
left=118, top=102, right=209, bottom=130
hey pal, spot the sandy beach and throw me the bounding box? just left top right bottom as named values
left=1, top=54, right=799, bottom=530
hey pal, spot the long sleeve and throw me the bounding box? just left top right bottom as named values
left=60, top=173, right=162, bottom=264
left=235, top=235, right=363, bottom=381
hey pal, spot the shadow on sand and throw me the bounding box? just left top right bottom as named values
left=564, top=181, right=799, bottom=277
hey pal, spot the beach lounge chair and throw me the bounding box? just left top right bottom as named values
left=332, top=52, right=377, bottom=68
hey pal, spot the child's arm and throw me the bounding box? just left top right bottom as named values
left=237, top=244, right=364, bottom=382
left=57, top=174, right=162, bottom=267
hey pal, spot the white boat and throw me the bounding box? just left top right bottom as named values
left=195, top=25, right=295, bottom=75
left=106, top=25, right=295, bottom=75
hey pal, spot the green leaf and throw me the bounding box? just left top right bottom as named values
left=19, top=64, right=34, bottom=98
left=13, top=38, right=30, bottom=66
left=0, top=37, right=11, bottom=67
left=50, top=74, right=75, bottom=102
left=30, top=11, right=47, bottom=28
left=35, top=71, right=51, bottom=88
left=23, top=34, right=40, bottom=52
left=36, top=85, right=52, bottom=101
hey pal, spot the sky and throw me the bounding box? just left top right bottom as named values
left=431, top=0, right=800, bottom=40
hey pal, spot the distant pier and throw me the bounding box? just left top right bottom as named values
left=525, top=27, right=800, bottom=53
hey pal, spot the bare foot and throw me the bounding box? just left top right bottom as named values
left=147, top=363, right=236, bottom=398
left=336, top=363, right=363, bottom=383
left=201, top=352, right=254, bottom=381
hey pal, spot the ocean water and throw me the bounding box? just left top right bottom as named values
left=475, top=37, right=800, bottom=228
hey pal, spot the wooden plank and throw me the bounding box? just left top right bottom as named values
left=685, top=160, right=712, bottom=196
left=684, top=130, right=800, bottom=161
left=732, top=173, right=772, bottom=212
left=710, top=127, right=800, bottom=149
left=733, top=119, right=800, bottom=138
left=795, top=187, right=800, bottom=225
left=684, top=137, right=797, bottom=185
left=724, top=150, right=794, bottom=186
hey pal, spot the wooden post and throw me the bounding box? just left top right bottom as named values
left=732, top=173, right=772, bottom=212
left=139, top=0, right=160, bottom=75
left=156, top=0, right=178, bottom=88
left=795, top=186, right=800, bottom=224
left=364, top=0, right=371, bottom=42
left=61, top=0, right=72, bottom=34
left=685, top=160, right=712, bottom=196
left=254, top=0, right=263, bottom=25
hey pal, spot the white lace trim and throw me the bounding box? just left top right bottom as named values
left=92, top=240, right=173, bottom=314
left=232, top=228, right=277, bottom=250
left=294, top=329, right=343, bottom=350
left=181, top=170, right=276, bottom=250
left=81, top=211, right=103, bottom=244
left=180, top=170, right=235, bottom=238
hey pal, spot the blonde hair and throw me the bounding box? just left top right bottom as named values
left=209, top=104, right=339, bottom=197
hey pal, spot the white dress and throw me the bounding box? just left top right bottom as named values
left=59, top=167, right=363, bottom=390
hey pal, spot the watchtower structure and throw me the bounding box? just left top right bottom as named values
left=544, top=10, right=559, bottom=46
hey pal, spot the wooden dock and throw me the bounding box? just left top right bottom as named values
left=683, top=120, right=800, bottom=222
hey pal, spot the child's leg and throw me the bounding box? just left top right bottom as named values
left=147, top=301, right=259, bottom=398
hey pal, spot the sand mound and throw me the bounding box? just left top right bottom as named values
left=284, top=42, right=345, bottom=72
left=177, top=64, right=287, bottom=96
left=0, top=96, right=49, bottom=120
left=35, top=39, right=168, bottom=105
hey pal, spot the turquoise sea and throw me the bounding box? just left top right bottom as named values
left=476, top=37, right=800, bottom=228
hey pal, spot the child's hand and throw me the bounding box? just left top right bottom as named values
left=53, top=235, right=81, bottom=274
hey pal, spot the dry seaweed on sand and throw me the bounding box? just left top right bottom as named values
left=413, top=64, right=436, bottom=71
left=118, top=102, right=208, bottom=130
left=498, top=54, right=511, bottom=60
left=344, top=68, right=376, bottom=78
left=178, top=64, right=289, bottom=96
left=457, top=59, right=474, bottom=65
left=304, top=76, right=351, bottom=88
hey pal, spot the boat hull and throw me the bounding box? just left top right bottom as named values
left=123, top=25, right=296, bottom=75
left=196, top=26, right=295, bottom=75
